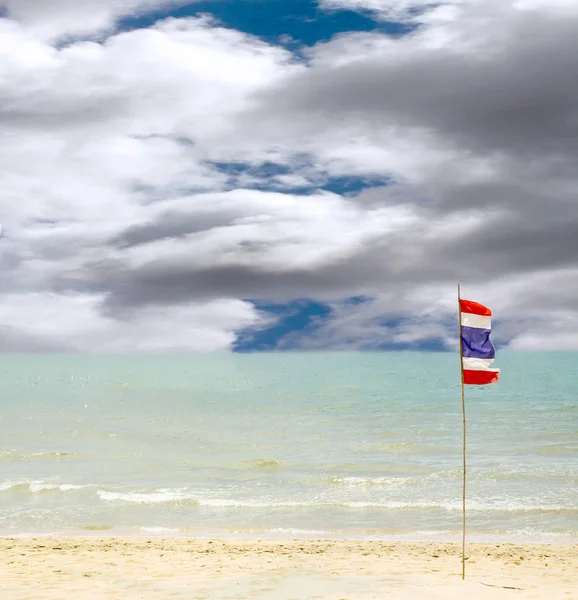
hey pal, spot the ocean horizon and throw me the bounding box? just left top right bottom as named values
left=1, top=351, right=576, bottom=543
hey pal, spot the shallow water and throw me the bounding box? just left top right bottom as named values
left=0, top=352, right=576, bottom=541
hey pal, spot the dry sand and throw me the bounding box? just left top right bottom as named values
left=0, top=538, right=576, bottom=599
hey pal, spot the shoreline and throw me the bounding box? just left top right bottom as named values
left=1, top=538, right=576, bottom=599
left=2, top=530, right=577, bottom=545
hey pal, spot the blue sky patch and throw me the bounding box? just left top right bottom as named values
left=235, top=300, right=451, bottom=352
left=322, top=175, right=390, bottom=195
left=211, top=161, right=389, bottom=195
left=118, top=0, right=410, bottom=46
left=234, top=299, right=333, bottom=351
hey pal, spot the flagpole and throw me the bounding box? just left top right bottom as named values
left=458, top=283, right=466, bottom=580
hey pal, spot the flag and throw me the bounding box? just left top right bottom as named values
left=460, top=299, right=499, bottom=385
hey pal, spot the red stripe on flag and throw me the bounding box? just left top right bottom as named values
left=463, top=370, right=499, bottom=385
left=459, top=299, right=492, bottom=316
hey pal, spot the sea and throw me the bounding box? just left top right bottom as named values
left=0, top=352, right=576, bottom=542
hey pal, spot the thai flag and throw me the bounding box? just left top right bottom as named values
left=460, top=299, right=500, bottom=385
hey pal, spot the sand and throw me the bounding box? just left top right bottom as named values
left=0, top=538, right=576, bottom=599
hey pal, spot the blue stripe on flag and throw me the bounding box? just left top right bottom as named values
left=461, top=326, right=495, bottom=359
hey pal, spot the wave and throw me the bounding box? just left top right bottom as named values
left=342, top=501, right=578, bottom=513
left=2, top=481, right=576, bottom=514
left=0, top=450, right=78, bottom=461
left=242, top=459, right=282, bottom=470
left=96, top=490, right=578, bottom=513
left=195, top=499, right=578, bottom=513
left=98, top=489, right=199, bottom=504
left=328, top=476, right=412, bottom=488
left=327, top=471, right=462, bottom=488
left=140, top=526, right=182, bottom=534
left=0, top=481, right=91, bottom=493
left=266, top=528, right=329, bottom=536
left=327, top=468, right=578, bottom=487
left=98, top=492, right=312, bottom=507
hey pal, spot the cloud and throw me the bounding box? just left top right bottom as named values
left=251, top=6, right=578, bottom=159
left=221, top=0, right=578, bottom=347
left=0, top=16, right=296, bottom=351
left=1, top=0, right=577, bottom=351
left=0, top=293, right=261, bottom=353
left=319, top=0, right=465, bottom=22
left=63, top=189, right=418, bottom=312
left=507, top=320, right=578, bottom=351
left=319, top=0, right=578, bottom=22
left=0, top=0, right=189, bottom=40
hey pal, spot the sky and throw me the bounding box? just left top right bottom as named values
left=1, top=0, right=577, bottom=353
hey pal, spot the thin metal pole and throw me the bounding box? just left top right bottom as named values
left=458, top=283, right=466, bottom=580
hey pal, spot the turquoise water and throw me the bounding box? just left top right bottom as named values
left=0, top=352, right=576, bottom=541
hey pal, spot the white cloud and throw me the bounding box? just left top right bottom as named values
left=507, top=326, right=578, bottom=352
left=0, top=16, right=293, bottom=232
left=318, top=0, right=465, bottom=22
left=319, top=0, right=578, bottom=21
left=0, top=0, right=187, bottom=40
left=0, top=293, right=261, bottom=352
left=514, top=0, right=578, bottom=16
left=0, top=16, right=296, bottom=351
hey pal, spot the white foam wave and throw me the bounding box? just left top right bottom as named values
left=328, top=469, right=578, bottom=487
left=98, top=489, right=197, bottom=504
left=0, top=481, right=90, bottom=493
left=0, top=450, right=77, bottom=460
left=346, top=500, right=577, bottom=512
left=195, top=498, right=577, bottom=512
left=2, top=480, right=574, bottom=513
left=267, top=528, right=328, bottom=536
left=197, top=498, right=307, bottom=508
left=330, top=476, right=411, bottom=487
left=328, top=471, right=463, bottom=488
left=140, top=526, right=181, bottom=534
left=29, top=483, right=89, bottom=493
left=0, top=481, right=25, bottom=492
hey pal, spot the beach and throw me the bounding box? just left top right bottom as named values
left=1, top=354, right=576, bottom=598
left=0, top=538, right=576, bottom=599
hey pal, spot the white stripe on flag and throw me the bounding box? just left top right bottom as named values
left=462, top=357, right=498, bottom=371
left=461, top=313, right=491, bottom=329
